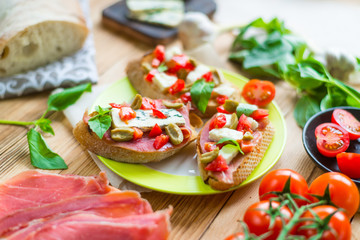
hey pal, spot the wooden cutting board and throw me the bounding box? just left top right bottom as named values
left=101, top=0, right=217, bottom=45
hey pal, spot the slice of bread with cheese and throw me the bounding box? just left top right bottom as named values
left=0, top=0, right=88, bottom=77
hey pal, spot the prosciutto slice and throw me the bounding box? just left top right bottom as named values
left=0, top=191, right=153, bottom=236
left=0, top=171, right=114, bottom=219
left=6, top=209, right=172, bottom=240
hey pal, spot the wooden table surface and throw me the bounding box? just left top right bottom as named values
left=1, top=0, right=360, bottom=239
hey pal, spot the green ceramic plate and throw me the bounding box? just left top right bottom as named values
left=93, top=70, right=286, bottom=195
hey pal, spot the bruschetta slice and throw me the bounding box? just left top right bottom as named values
left=73, top=94, right=197, bottom=163
left=196, top=101, right=275, bottom=190
left=126, top=45, right=241, bottom=118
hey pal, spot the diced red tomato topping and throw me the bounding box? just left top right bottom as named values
left=141, top=98, right=156, bottom=110
left=152, top=109, right=167, bottom=119
left=216, top=106, right=231, bottom=114
left=153, top=45, right=165, bottom=62
left=132, top=127, right=143, bottom=140
left=168, top=79, right=185, bottom=95
left=167, top=54, right=194, bottom=73
left=109, top=103, right=123, bottom=109
left=250, top=109, right=269, bottom=120
left=119, top=107, right=136, bottom=123
left=216, top=95, right=229, bottom=105
left=181, top=128, right=191, bottom=141
left=149, top=124, right=162, bottom=138
left=204, top=142, right=217, bottom=152
left=240, top=140, right=255, bottom=153
left=237, top=114, right=252, bottom=132
left=152, top=58, right=161, bottom=67
left=202, top=71, right=213, bottom=82
left=209, top=114, right=227, bottom=130
left=180, top=92, right=192, bottom=103
left=145, top=69, right=158, bottom=83
left=153, top=134, right=169, bottom=150
left=205, top=155, right=229, bottom=172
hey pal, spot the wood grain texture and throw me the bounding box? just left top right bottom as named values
left=0, top=0, right=359, bottom=239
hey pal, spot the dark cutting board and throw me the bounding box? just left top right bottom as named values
left=102, top=0, right=217, bottom=45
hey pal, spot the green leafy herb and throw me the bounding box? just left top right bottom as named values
left=0, top=83, right=92, bottom=169
left=47, top=83, right=92, bottom=112
left=27, top=129, right=68, bottom=170
left=190, top=79, right=215, bottom=113
left=216, top=138, right=244, bottom=155
left=88, top=106, right=112, bottom=139
left=157, top=63, right=168, bottom=72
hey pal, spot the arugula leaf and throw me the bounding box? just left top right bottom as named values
left=294, top=95, right=321, bottom=128
left=47, top=83, right=92, bottom=112
left=190, top=79, right=215, bottom=113
left=88, top=106, right=112, bottom=139
left=27, top=128, right=68, bottom=170
left=157, top=63, right=168, bottom=72
left=35, top=118, right=54, bottom=135
left=216, top=138, right=244, bottom=155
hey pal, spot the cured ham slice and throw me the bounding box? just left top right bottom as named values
left=6, top=209, right=172, bottom=240
left=0, top=192, right=153, bottom=236
left=0, top=171, right=114, bottom=219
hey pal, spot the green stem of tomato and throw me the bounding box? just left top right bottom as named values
left=0, top=119, right=35, bottom=126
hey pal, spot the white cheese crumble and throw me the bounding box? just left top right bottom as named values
left=209, top=128, right=243, bottom=142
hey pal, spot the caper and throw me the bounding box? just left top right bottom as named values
left=165, top=123, right=184, bottom=145
left=243, top=131, right=254, bottom=140
left=200, top=148, right=219, bottom=164
left=163, top=100, right=184, bottom=109
left=223, top=100, right=239, bottom=113
left=229, top=113, right=238, bottom=129
left=141, top=62, right=152, bottom=73
left=111, top=127, right=134, bottom=142
left=130, top=94, right=142, bottom=110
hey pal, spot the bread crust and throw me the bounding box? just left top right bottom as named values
left=196, top=123, right=275, bottom=191
left=73, top=117, right=197, bottom=164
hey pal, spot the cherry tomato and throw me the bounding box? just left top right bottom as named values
left=216, top=95, right=228, bottom=105
left=309, top=172, right=360, bottom=219
left=337, top=152, right=360, bottom=179
left=153, top=45, right=165, bottom=62
left=244, top=200, right=293, bottom=240
left=209, top=114, right=227, bottom=130
left=332, top=109, right=360, bottom=140
left=236, top=114, right=252, bottom=132
left=250, top=109, right=269, bottom=120
left=152, top=109, right=167, bottom=119
left=297, top=205, right=351, bottom=240
left=180, top=92, right=192, bottom=104
left=132, top=127, right=143, bottom=140
left=145, top=69, right=158, bottom=83
left=153, top=134, right=169, bottom=150
left=140, top=98, right=156, bottom=110
left=224, top=232, right=245, bottom=240
left=119, top=107, right=136, bottom=123
left=205, top=155, right=228, bottom=172
left=202, top=71, right=213, bottom=82
left=168, top=79, right=185, bottom=95
left=241, top=79, right=275, bottom=107
left=204, top=142, right=217, bottom=152
left=149, top=124, right=162, bottom=138
left=216, top=106, right=231, bottom=114
left=259, top=169, right=309, bottom=207
left=315, top=123, right=350, bottom=157
left=167, top=54, right=194, bottom=73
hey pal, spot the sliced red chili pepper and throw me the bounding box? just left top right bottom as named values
left=145, top=69, right=158, bottom=83
left=132, top=127, right=143, bottom=140
left=250, top=109, right=269, bottom=120
left=168, top=79, right=185, bottom=95
left=149, top=124, right=162, bottom=138
left=216, top=106, right=231, bottom=114
left=119, top=107, right=136, bottom=123
left=180, top=92, right=192, bottom=103
left=153, top=45, right=165, bottom=62
left=209, top=114, right=227, bottom=130
left=202, top=71, right=213, bottom=82
left=237, top=114, right=252, bottom=132
left=152, top=109, right=167, bottom=119
left=153, top=134, right=170, bottom=150
left=216, top=95, right=229, bottom=105
left=205, top=155, right=229, bottom=172
left=141, top=97, right=156, bottom=110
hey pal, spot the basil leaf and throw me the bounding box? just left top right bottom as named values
left=47, top=83, right=92, bottom=112
left=293, top=95, right=321, bottom=128
left=88, top=106, right=112, bottom=139
left=27, top=128, right=68, bottom=170
left=158, top=63, right=168, bottom=72
left=190, top=79, right=214, bottom=113
left=35, top=118, right=54, bottom=135
left=216, top=138, right=244, bottom=155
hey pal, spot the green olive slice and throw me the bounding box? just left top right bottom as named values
left=243, top=131, right=254, bottom=140
left=111, top=127, right=134, bottom=142
left=165, top=123, right=184, bottom=145
left=200, top=148, right=219, bottom=164
left=130, top=94, right=142, bottom=110
left=163, top=100, right=184, bottom=109
left=223, top=100, right=239, bottom=113
left=229, top=113, right=238, bottom=129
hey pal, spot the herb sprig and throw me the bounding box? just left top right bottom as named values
left=190, top=79, right=215, bottom=113
left=88, top=106, right=112, bottom=139
left=0, top=83, right=92, bottom=169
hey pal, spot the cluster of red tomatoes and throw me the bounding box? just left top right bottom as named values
left=315, top=109, right=360, bottom=178
left=225, top=169, right=359, bottom=240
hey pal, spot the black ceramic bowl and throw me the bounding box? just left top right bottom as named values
left=302, top=107, right=360, bottom=184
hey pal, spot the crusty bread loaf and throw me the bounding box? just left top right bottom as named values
left=0, top=0, right=88, bottom=77
left=197, top=123, right=275, bottom=191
